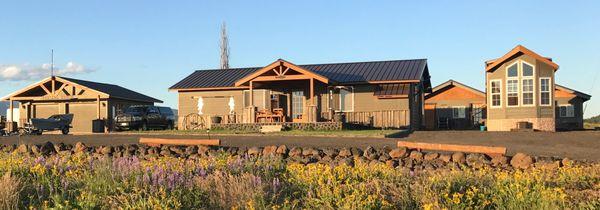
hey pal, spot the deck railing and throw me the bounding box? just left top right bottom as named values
left=322, top=110, right=409, bottom=128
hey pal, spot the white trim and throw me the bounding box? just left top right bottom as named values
left=490, top=79, right=502, bottom=108
left=337, top=86, right=354, bottom=112
left=558, top=104, right=575, bottom=117
left=521, top=61, right=536, bottom=107
left=506, top=62, right=519, bottom=78
left=539, top=77, right=552, bottom=106
left=506, top=79, right=519, bottom=107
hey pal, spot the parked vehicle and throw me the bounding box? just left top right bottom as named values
left=114, top=105, right=175, bottom=131
left=20, top=114, right=73, bottom=135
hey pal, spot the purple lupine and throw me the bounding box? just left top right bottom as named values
left=272, top=177, right=281, bottom=193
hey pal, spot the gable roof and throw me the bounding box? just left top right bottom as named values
left=425, top=79, right=485, bottom=99
left=485, top=45, right=559, bottom=72
left=170, top=59, right=430, bottom=90
left=555, top=84, right=591, bottom=101
left=2, top=76, right=162, bottom=103
left=234, top=59, right=329, bottom=87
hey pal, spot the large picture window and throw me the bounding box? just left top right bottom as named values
left=490, top=80, right=501, bottom=107
left=521, top=62, right=535, bottom=106
left=540, top=78, right=551, bottom=106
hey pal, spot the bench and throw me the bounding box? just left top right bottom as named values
left=260, top=125, right=283, bottom=133
left=139, top=138, right=220, bottom=147
left=397, top=141, right=507, bottom=155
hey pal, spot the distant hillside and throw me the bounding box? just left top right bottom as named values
left=585, top=115, right=600, bottom=124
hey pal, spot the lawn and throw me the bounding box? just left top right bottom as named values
left=584, top=122, right=600, bottom=130
left=125, top=128, right=405, bottom=138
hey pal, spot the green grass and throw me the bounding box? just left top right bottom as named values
left=584, top=122, right=600, bottom=130
left=124, top=128, right=404, bottom=138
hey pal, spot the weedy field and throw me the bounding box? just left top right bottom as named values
left=1, top=146, right=599, bottom=210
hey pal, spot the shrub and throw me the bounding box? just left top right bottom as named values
left=0, top=171, right=22, bottom=209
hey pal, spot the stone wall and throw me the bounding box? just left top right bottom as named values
left=5, top=142, right=584, bottom=171
left=211, top=122, right=343, bottom=132
left=487, top=118, right=555, bottom=132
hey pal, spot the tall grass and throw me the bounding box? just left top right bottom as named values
left=0, top=171, right=22, bottom=209
left=0, top=151, right=598, bottom=209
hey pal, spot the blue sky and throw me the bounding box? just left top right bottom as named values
left=1, top=1, right=599, bottom=117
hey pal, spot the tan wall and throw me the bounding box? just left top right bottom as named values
left=178, top=90, right=246, bottom=128
left=324, top=84, right=410, bottom=112
left=486, top=54, right=556, bottom=131
left=19, top=100, right=109, bottom=133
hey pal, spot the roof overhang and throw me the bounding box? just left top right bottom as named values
left=425, top=79, right=485, bottom=100
left=1, top=76, right=109, bottom=101
left=234, top=59, right=329, bottom=87
left=485, top=45, right=559, bottom=72
left=555, top=84, right=592, bottom=102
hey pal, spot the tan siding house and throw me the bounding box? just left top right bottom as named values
left=424, top=80, right=486, bottom=130
left=171, top=59, right=432, bottom=130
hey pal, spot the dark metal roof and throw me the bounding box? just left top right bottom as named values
left=374, top=84, right=411, bottom=96
left=60, top=77, right=163, bottom=103
left=170, top=59, right=429, bottom=90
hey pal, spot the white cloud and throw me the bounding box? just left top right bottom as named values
left=0, top=62, right=95, bottom=81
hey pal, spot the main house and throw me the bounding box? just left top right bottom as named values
left=170, top=59, right=432, bottom=130
left=425, top=45, right=591, bottom=131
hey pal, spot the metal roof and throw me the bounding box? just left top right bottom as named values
left=170, top=59, right=430, bottom=90
left=374, top=84, right=411, bottom=96
left=60, top=77, right=163, bottom=103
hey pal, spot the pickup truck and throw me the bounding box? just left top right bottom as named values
left=114, top=105, right=175, bottom=131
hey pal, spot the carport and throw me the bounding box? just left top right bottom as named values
left=1, top=76, right=162, bottom=133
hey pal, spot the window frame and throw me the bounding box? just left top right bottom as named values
left=506, top=79, right=519, bottom=107
left=521, top=61, right=536, bottom=107
left=452, top=106, right=466, bottom=119
left=505, top=62, right=520, bottom=107
left=539, top=77, right=552, bottom=106
left=559, top=104, right=575, bottom=117
left=337, top=86, right=355, bottom=112
left=506, top=62, right=519, bottom=78
left=489, top=79, right=502, bottom=108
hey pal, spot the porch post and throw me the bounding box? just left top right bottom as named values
left=96, top=95, right=101, bottom=119
left=307, top=78, right=317, bottom=122
left=246, top=81, right=256, bottom=123
left=8, top=98, right=13, bottom=122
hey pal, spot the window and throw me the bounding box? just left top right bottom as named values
left=507, top=63, right=518, bottom=77
left=338, top=87, right=354, bottom=112
left=540, top=78, right=551, bottom=106
left=291, top=91, right=304, bottom=119
left=490, top=80, right=501, bottom=107
left=522, top=62, right=534, bottom=77
left=452, top=106, right=466, bottom=119
left=507, top=79, right=519, bottom=106
left=559, top=105, right=575, bottom=117
left=243, top=90, right=268, bottom=109
left=522, top=79, right=534, bottom=105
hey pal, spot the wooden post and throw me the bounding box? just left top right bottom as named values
left=286, top=93, right=291, bottom=118
left=96, top=95, right=101, bottom=119
left=310, top=78, right=314, bottom=105
left=51, top=77, right=56, bottom=95
left=8, top=98, right=13, bottom=122
left=249, top=81, right=254, bottom=107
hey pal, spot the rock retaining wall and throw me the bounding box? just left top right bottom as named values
left=2, top=142, right=582, bottom=171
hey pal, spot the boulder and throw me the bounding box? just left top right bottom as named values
left=378, top=153, right=391, bottom=162
left=451, top=152, right=466, bottom=163
left=276, top=145, right=288, bottom=154
left=491, top=155, right=509, bottom=166
left=247, top=147, right=261, bottom=156
left=17, top=144, right=29, bottom=154
left=40, top=142, right=55, bottom=156
left=322, top=148, right=338, bottom=157
left=439, top=154, right=452, bottom=163
left=363, top=146, right=378, bottom=160
left=262, top=145, right=278, bottom=156
left=466, top=153, right=489, bottom=168
left=185, top=146, right=198, bottom=155
left=302, top=148, right=321, bottom=157
left=424, top=152, right=439, bottom=161
left=510, top=153, right=534, bottom=169
left=409, top=151, right=423, bottom=160
left=288, top=147, right=302, bottom=157
left=338, top=148, right=352, bottom=157
left=74, top=142, right=87, bottom=153
left=350, top=148, right=363, bottom=157
left=338, top=158, right=354, bottom=167
left=389, top=147, right=408, bottom=159
left=561, top=158, right=573, bottom=167
left=31, top=145, right=41, bottom=155
left=198, top=145, right=210, bottom=156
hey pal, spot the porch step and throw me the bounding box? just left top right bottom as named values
left=260, top=125, right=283, bottom=133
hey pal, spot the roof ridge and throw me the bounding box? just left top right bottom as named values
left=59, top=76, right=120, bottom=87
left=192, top=59, right=428, bottom=72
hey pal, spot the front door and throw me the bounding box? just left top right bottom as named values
left=291, top=91, right=305, bottom=121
